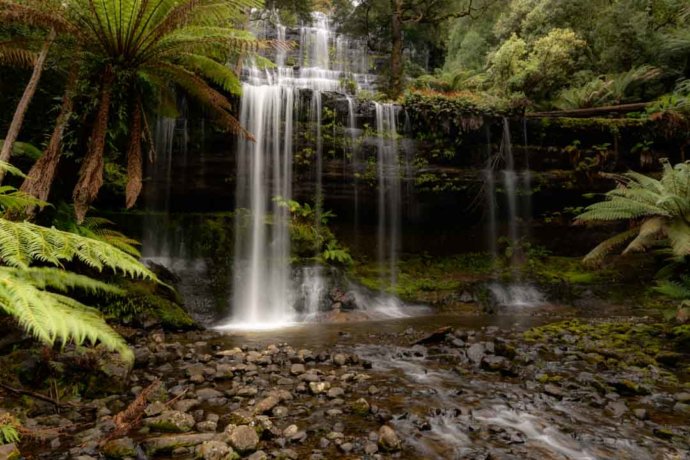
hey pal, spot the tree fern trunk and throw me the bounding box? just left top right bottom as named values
left=18, top=66, right=78, bottom=217
left=0, top=29, right=55, bottom=184
left=73, top=66, right=114, bottom=223
left=125, top=98, right=143, bottom=209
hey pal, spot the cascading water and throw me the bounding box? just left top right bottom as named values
left=375, top=102, right=402, bottom=287
left=485, top=118, right=544, bottom=307
left=223, top=12, right=404, bottom=327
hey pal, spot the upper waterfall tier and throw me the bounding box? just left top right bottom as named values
left=247, top=11, right=376, bottom=93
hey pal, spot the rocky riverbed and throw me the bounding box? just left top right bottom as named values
left=1, top=313, right=689, bottom=460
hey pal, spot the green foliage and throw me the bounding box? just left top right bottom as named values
left=0, top=140, right=42, bottom=160
left=441, top=0, right=689, bottom=107
left=0, top=413, right=20, bottom=445
left=274, top=197, right=352, bottom=266
left=576, top=160, right=690, bottom=266
left=0, top=164, right=154, bottom=362
left=52, top=203, right=141, bottom=257
left=320, top=241, right=353, bottom=266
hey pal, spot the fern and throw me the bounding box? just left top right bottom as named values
left=0, top=219, right=153, bottom=278
left=576, top=160, right=690, bottom=263
left=0, top=413, right=20, bottom=445
left=0, top=267, right=132, bottom=362
left=53, top=204, right=141, bottom=257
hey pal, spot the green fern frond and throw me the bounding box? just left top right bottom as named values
left=176, top=53, right=241, bottom=94
left=582, top=227, right=639, bottom=267
left=0, top=219, right=154, bottom=278
left=654, top=279, right=690, bottom=300
left=623, top=217, right=666, bottom=254
left=0, top=267, right=132, bottom=362
left=0, top=186, right=48, bottom=213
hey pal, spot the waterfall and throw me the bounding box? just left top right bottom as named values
left=375, top=103, right=401, bottom=287
left=231, top=84, right=295, bottom=327
left=224, top=12, right=379, bottom=327
left=485, top=118, right=544, bottom=307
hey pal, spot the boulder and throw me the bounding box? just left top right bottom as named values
left=227, top=425, right=259, bottom=453
left=378, top=425, right=401, bottom=451
left=196, top=440, right=233, bottom=460
left=102, top=437, right=136, bottom=459
left=144, top=410, right=196, bottom=433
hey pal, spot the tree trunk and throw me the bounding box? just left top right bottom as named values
left=125, top=98, right=143, bottom=209
left=389, top=0, right=404, bottom=99
left=72, top=67, right=114, bottom=223
left=18, top=66, right=78, bottom=217
left=0, top=28, right=56, bottom=183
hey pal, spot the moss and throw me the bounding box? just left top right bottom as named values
left=536, top=373, right=563, bottom=384
left=349, top=253, right=494, bottom=301
left=524, top=320, right=688, bottom=371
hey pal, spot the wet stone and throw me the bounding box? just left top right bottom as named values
left=272, top=406, right=289, bottom=418
left=144, top=410, right=196, bottom=433
left=352, top=398, right=370, bottom=415
left=309, top=381, right=331, bottom=395
left=327, top=387, right=345, bottom=398
left=227, top=425, right=260, bottom=453
left=378, top=425, right=401, bottom=451
left=196, top=440, right=231, bottom=460
left=290, top=364, right=305, bottom=375
left=467, top=343, right=486, bottom=365
left=254, top=396, right=280, bottom=414
left=101, top=437, right=136, bottom=459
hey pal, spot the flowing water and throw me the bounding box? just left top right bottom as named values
left=222, top=13, right=406, bottom=327
left=485, top=118, right=544, bottom=307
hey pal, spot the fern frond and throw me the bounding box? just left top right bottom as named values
left=582, top=227, right=639, bottom=267
left=0, top=267, right=132, bottom=362
left=654, top=279, right=690, bottom=300
left=622, top=217, right=666, bottom=254
left=176, top=53, right=241, bottom=94
left=0, top=186, right=48, bottom=213
left=0, top=219, right=154, bottom=278
left=0, top=44, right=37, bottom=68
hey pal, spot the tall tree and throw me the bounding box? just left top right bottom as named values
left=0, top=28, right=54, bottom=183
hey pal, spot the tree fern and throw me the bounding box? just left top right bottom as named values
left=576, top=160, right=690, bottom=264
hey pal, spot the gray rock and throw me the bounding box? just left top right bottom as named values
left=196, top=440, right=231, bottom=460
left=332, top=354, right=347, bottom=366
left=142, top=433, right=216, bottom=456
left=673, top=402, right=690, bottom=414
left=290, top=364, right=305, bottom=375
left=144, top=410, right=195, bottom=433
left=247, top=451, right=268, bottom=460
left=606, top=400, right=628, bottom=418
left=309, top=381, right=331, bottom=395
left=352, top=398, right=370, bottom=415
left=283, top=425, right=299, bottom=438
left=144, top=401, right=167, bottom=417
left=675, top=392, right=690, bottom=402
left=228, top=425, right=260, bottom=453
left=378, top=425, right=401, bottom=451
left=364, top=442, right=379, bottom=454
left=101, top=437, right=136, bottom=458
left=196, top=388, right=224, bottom=401
left=0, top=443, right=20, bottom=460
left=272, top=406, right=289, bottom=418
left=327, top=387, right=345, bottom=399
left=467, top=343, right=486, bottom=365
left=174, top=399, right=200, bottom=413
left=339, top=442, right=353, bottom=452
left=254, top=396, right=280, bottom=414
left=196, top=420, right=217, bottom=432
